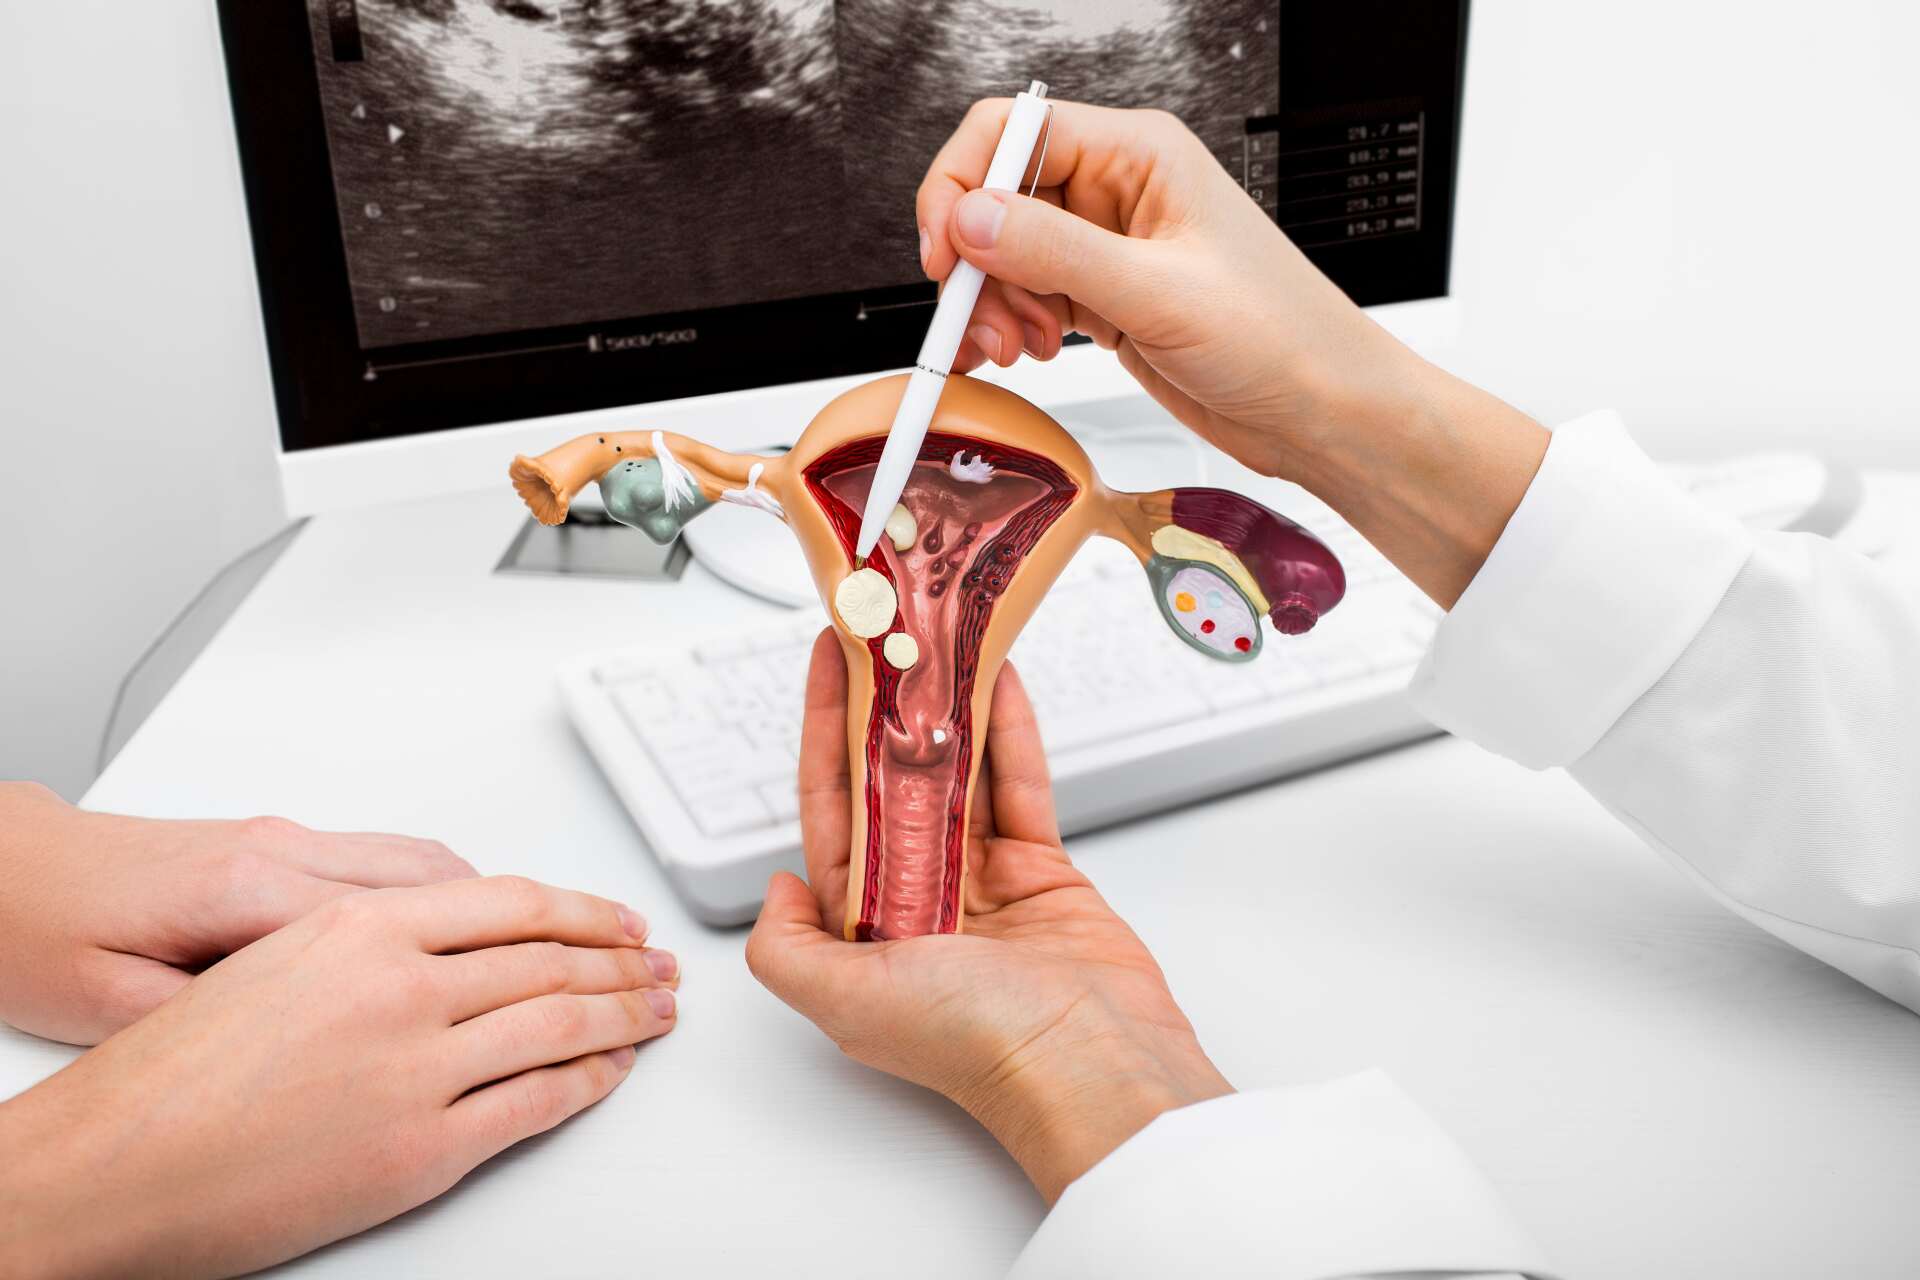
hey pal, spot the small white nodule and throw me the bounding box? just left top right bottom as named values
left=883, top=632, right=919, bottom=670
left=884, top=502, right=917, bottom=552
left=932, top=728, right=948, bottom=745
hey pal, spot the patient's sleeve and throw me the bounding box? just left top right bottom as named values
left=1412, top=411, right=1920, bottom=1012
left=1010, top=1072, right=1547, bottom=1280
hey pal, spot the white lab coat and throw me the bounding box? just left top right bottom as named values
left=1009, top=411, right=1920, bottom=1279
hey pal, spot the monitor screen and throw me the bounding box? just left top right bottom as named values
left=216, top=0, right=1468, bottom=453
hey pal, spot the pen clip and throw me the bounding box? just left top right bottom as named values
left=1024, top=102, right=1056, bottom=199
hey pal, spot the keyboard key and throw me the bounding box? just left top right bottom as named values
left=615, top=695, right=715, bottom=747
left=1366, top=633, right=1427, bottom=672
left=629, top=717, right=725, bottom=756
left=606, top=672, right=681, bottom=709
left=1313, top=649, right=1375, bottom=684
left=594, top=657, right=656, bottom=686
left=651, top=726, right=753, bottom=773
left=1253, top=656, right=1321, bottom=697
left=673, top=741, right=793, bottom=792
left=1186, top=663, right=1258, bottom=713
left=759, top=782, right=800, bottom=822
left=708, top=684, right=771, bottom=721
left=690, top=788, right=772, bottom=837
left=696, top=632, right=767, bottom=663
left=737, top=715, right=794, bottom=753
left=1043, top=690, right=1193, bottom=751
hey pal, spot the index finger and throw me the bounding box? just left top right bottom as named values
left=379, top=875, right=651, bottom=954
left=286, top=831, right=478, bottom=888
left=983, top=663, right=1064, bottom=850
left=915, top=98, right=1152, bottom=284
left=797, top=629, right=854, bottom=933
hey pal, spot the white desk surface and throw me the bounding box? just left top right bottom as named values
left=8, top=479, right=1920, bottom=1279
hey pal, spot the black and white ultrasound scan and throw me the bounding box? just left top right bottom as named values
left=306, top=0, right=1279, bottom=349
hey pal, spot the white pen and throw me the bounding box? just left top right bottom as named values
left=854, top=79, right=1053, bottom=563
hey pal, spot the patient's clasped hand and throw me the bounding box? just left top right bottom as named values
left=510, top=373, right=1345, bottom=940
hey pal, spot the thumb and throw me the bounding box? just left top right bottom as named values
left=745, top=872, right=843, bottom=1014
left=757, top=871, right=826, bottom=933
left=948, top=189, right=1166, bottom=328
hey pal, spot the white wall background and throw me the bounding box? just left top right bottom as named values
left=2, top=0, right=1917, bottom=799
left=1451, top=2, right=1920, bottom=460
left=0, top=0, right=287, bottom=798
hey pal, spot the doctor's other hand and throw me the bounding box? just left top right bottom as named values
left=746, top=632, right=1233, bottom=1204
left=921, top=99, right=1549, bottom=607
left=0, top=875, right=679, bottom=1279
left=0, top=780, right=477, bottom=1045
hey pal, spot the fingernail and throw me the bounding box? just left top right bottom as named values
left=917, top=224, right=931, bottom=272
left=646, top=950, right=678, bottom=982
left=645, top=988, right=676, bottom=1019
left=967, top=324, right=1002, bottom=363
left=617, top=906, right=647, bottom=940
left=956, top=191, right=1006, bottom=249
left=609, top=1043, right=636, bottom=1070
left=1021, top=322, right=1045, bottom=357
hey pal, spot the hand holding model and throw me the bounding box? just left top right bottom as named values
left=925, top=98, right=1551, bottom=608
left=747, top=633, right=1231, bottom=1203
left=748, top=98, right=1559, bottom=1205
left=0, top=786, right=678, bottom=1277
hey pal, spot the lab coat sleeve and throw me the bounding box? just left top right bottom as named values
left=1412, top=410, right=1920, bottom=1011
left=1008, top=1071, right=1551, bottom=1280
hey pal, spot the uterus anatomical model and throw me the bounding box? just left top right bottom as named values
left=511, top=375, right=1345, bottom=940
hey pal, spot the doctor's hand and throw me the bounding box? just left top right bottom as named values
left=0, top=781, right=477, bottom=1045
left=923, top=98, right=1405, bottom=479
left=921, top=99, right=1551, bottom=608
left=0, top=875, right=679, bottom=1278
left=747, top=633, right=1232, bottom=1204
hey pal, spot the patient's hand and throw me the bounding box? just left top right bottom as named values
left=747, top=633, right=1232, bottom=1203
left=0, top=875, right=678, bottom=1277
left=0, top=781, right=477, bottom=1044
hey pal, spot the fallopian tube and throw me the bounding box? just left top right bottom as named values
left=510, top=375, right=1344, bottom=940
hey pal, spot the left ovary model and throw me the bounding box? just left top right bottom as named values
left=509, top=375, right=1346, bottom=940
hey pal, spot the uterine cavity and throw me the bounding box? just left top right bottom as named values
left=806, top=433, right=1076, bottom=940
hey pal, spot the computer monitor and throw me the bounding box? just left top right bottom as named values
left=214, top=0, right=1470, bottom=515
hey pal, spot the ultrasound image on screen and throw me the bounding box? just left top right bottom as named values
left=305, top=0, right=1279, bottom=349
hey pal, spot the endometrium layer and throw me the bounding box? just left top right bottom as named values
left=807, top=433, right=1076, bottom=940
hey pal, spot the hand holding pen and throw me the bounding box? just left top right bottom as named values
left=915, top=97, right=1548, bottom=609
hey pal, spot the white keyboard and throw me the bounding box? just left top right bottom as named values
left=562, top=450, right=1853, bottom=924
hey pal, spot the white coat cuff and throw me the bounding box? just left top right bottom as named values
left=1008, top=1070, right=1553, bottom=1280
left=1410, top=411, right=1753, bottom=768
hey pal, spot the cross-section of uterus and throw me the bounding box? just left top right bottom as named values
left=509, top=374, right=1345, bottom=940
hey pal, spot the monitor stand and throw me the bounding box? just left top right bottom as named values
left=494, top=504, right=690, bottom=582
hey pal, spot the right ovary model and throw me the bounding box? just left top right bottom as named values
left=510, top=375, right=1346, bottom=940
